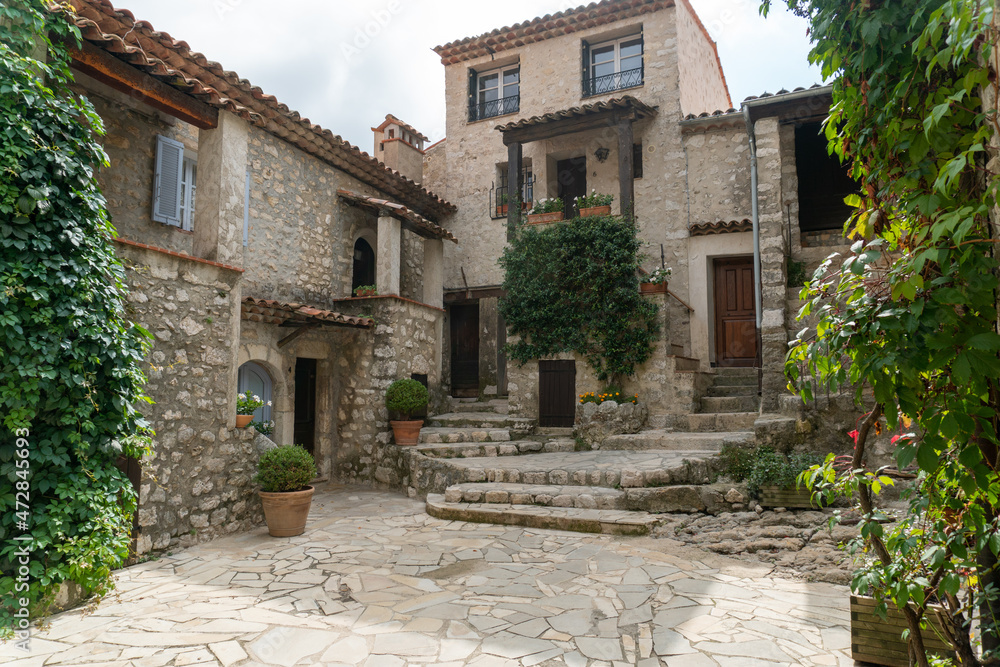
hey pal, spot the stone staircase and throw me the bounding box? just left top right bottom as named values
left=677, top=366, right=760, bottom=432
left=416, top=392, right=758, bottom=537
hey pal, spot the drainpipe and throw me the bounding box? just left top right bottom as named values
left=743, top=105, right=763, bottom=387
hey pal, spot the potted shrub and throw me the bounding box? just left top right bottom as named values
left=527, top=197, right=564, bottom=224
left=576, top=190, right=614, bottom=217
left=640, top=267, right=671, bottom=295
left=749, top=447, right=826, bottom=508
left=236, top=390, right=265, bottom=428
left=386, top=378, right=429, bottom=445
left=354, top=284, right=378, bottom=297
left=255, top=444, right=317, bottom=537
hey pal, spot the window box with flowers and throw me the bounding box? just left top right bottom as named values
left=527, top=197, right=564, bottom=224
left=236, top=390, right=268, bottom=428
left=576, top=191, right=614, bottom=217
left=640, top=267, right=671, bottom=294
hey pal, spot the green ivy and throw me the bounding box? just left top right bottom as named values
left=0, top=1, right=152, bottom=631
left=499, top=215, right=659, bottom=382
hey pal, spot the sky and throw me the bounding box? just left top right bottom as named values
left=110, top=0, right=822, bottom=150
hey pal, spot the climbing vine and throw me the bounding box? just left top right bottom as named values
left=0, top=1, right=151, bottom=631
left=499, top=215, right=659, bottom=382
left=764, top=0, right=1000, bottom=664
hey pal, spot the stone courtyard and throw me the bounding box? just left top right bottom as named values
left=5, top=487, right=856, bottom=667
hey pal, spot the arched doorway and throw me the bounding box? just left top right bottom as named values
left=352, top=237, right=376, bottom=293
left=237, top=361, right=273, bottom=423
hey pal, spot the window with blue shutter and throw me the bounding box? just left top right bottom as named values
left=152, top=135, right=184, bottom=226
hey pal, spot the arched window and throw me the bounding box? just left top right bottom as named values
left=352, top=237, right=376, bottom=293
left=237, top=361, right=272, bottom=423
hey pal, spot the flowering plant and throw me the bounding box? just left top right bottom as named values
left=530, top=197, right=563, bottom=214
left=646, top=267, right=672, bottom=285
left=237, top=390, right=266, bottom=415
left=576, top=190, right=614, bottom=208
left=251, top=420, right=274, bottom=436
left=579, top=388, right=638, bottom=405
left=354, top=284, right=378, bottom=297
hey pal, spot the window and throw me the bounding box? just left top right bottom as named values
left=795, top=121, right=858, bottom=232
left=237, top=362, right=272, bottom=424
left=179, top=157, right=197, bottom=231
left=583, top=34, right=643, bottom=96
left=493, top=163, right=533, bottom=218
left=468, top=65, right=520, bottom=121
left=153, top=134, right=197, bottom=230
left=352, top=237, right=376, bottom=293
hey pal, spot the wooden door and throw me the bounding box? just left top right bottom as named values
left=294, top=358, right=317, bottom=452
left=556, top=157, right=587, bottom=219
left=538, top=360, right=576, bottom=427
left=450, top=304, right=480, bottom=397
left=714, top=258, right=758, bottom=367
left=116, top=455, right=141, bottom=564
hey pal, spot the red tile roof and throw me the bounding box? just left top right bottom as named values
left=495, top=95, right=657, bottom=132
left=432, top=0, right=674, bottom=64
left=114, top=238, right=244, bottom=272
left=337, top=190, right=458, bottom=243
left=62, top=0, right=455, bottom=221
left=372, top=114, right=430, bottom=143
left=689, top=219, right=753, bottom=236
left=241, top=297, right=373, bottom=329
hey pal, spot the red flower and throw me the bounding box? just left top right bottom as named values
left=848, top=429, right=859, bottom=444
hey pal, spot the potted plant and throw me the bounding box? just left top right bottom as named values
left=236, top=390, right=265, bottom=428
left=576, top=190, right=614, bottom=217
left=354, top=284, right=378, bottom=297
left=255, top=444, right=317, bottom=537
left=640, top=267, right=671, bottom=295
left=386, top=378, right=429, bottom=445
left=496, top=192, right=508, bottom=217
left=527, top=197, right=564, bottom=224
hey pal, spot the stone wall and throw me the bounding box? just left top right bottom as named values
left=681, top=123, right=752, bottom=226
left=74, top=72, right=199, bottom=256
left=422, top=140, right=448, bottom=202
left=675, top=0, right=731, bottom=116
left=116, top=242, right=266, bottom=554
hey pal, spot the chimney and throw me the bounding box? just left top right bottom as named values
left=372, top=114, right=428, bottom=184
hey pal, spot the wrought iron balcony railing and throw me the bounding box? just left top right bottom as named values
left=469, top=94, right=520, bottom=122
left=588, top=67, right=644, bottom=96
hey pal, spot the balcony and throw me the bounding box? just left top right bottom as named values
left=587, top=67, right=643, bottom=96
left=469, top=94, right=520, bottom=122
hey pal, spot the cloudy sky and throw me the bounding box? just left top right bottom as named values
left=113, top=0, right=822, bottom=150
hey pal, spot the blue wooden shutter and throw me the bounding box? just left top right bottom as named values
left=581, top=40, right=591, bottom=97
left=152, top=135, right=184, bottom=226
left=467, top=68, right=478, bottom=121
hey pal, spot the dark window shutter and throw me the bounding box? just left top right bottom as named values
left=152, top=134, right=184, bottom=226
left=467, top=68, right=478, bottom=121
left=633, top=143, right=643, bottom=179
left=581, top=40, right=591, bottom=97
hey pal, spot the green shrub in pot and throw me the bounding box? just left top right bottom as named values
left=255, top=445, right=317, bottom=493
left=385, top=378, right=429, bottom=421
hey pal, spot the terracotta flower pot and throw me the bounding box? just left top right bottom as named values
left=259, top=486, right=314, bottom=537
left=390, top=419, right=424, bottom=445
left=640, top=282, right=668, bottom=294
left=235, top=415, right=254, bottom=428
left=580, top=205, right=612, bottom=217
left=496, top=204, right=508, bottom=216
left=527, top=211, right=564, bottom=224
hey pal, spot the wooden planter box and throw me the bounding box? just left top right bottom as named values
left=527, top=211, right=564, bottom=224
left=758, top=485, right=825, bottom=509
left=640, top=282, right=668, bottom=295
left=850, top=595, right=954, bottom=667
left=580, top=205, right=612, bottom=217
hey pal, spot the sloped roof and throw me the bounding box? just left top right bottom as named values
left=241, top=297, right=373, bottom=329
left=496, top=95, right=657, bottom=133
left=372, top=114, right=430, bottom=143
left=337, top=190, right=458, bottom=243
left=432, top=0, right=674, bottom=64
left=689, top=219, right=752, bottom=236
left=742, top=83, right=829, bottom=103
left=62, top=0, right=455, bottom=221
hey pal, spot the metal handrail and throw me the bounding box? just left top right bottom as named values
left=589, top=67, right=643, bottom=95
left=469, top=94, right=520, bottom=122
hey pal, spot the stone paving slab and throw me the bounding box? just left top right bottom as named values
left=5, top=486, right=857, bottom=667
left=426, top=494, right=656, bottom=534
left=601, top=430, right=752, bottom=452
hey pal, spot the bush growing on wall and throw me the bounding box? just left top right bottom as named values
left=499, top=215, right=659, bottom=382
left=0, top=1, right=152, bottom=631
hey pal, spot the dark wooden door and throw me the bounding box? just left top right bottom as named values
left=352, top=238, right=375, bottom=293
left=714, top=257, right=758, bottom=367
left=450, top=304, right=479, bottom=397
left=556, top=157, right=587, bottom=219
left=115, top=455, right=141, bottom=564
left=538, top=360, right=576, bottom=427
left=294, top=357, right=317, bottom=452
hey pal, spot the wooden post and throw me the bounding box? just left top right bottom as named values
left=617, top=116, right=634, bottom=218
left=506, top=141, right=522, bottom=241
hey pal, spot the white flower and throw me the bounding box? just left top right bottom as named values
left=267, top=401, right=272, bottom=406
left=252, top=395, right=261, bottom=402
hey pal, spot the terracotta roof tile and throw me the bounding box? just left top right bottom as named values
left=62, top=0, right=456, bottom=221
left=336, top=190, right=458, bottom=243
left=432, top=0, right=674, bottom=64
left=241, top=297, right=373, bottom=329
left=372, top=114, right=430, bottom=143
left=742, top=83, right=829, bottom=103
left=495, top=95, right=657, bottom=132
left=689, top=219, right=752, bottom=236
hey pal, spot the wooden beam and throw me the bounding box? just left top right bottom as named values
left=506, top=142, right=522, bottom=241
left=617, top=116, right=634, bottom=217
left=501, top=109, right=636, bottom=145
left=67, top=40, right=219, bottom=129
left=277, top=323, right=318, bottom=348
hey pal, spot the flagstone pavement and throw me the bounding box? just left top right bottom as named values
left=3, top=486, right=858, bottom=667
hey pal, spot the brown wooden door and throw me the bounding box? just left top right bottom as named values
left=450, top=304, right=479, bottom=397
left=714, top=257, right=758, bottom=367
left=538, top=360, right=576, bottom=427
left=294, top=358, right=317, bottom=453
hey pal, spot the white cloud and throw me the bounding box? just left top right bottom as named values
left=105, top=0, right=823, bottom=147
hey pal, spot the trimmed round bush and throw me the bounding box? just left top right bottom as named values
left=385, top=378, right=429, bottom=420
left=255, top=445, right=317, bottom=493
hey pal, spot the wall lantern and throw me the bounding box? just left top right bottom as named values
left=594, top=147, right=610, bottom=163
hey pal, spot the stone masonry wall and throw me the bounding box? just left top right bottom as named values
left=681, top=123, right=752, bottom=226
left=116, top=242, right=264, bottom=554
left=74, top=72, right=199, bottom=256
left=675, top=0, right=731, bottom=116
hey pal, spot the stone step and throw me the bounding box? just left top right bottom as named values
left=706, top=384, right=759, bottom=398
left=699, top=395, right=760, bottom=414
left=442, top=481, right=750, bottom=514
left=679, top=412, right=758, bottom=432
left=426, top=494, right=660, bottom=536
left=714, top=366, right=759, bottom=377
left=669, top=355, right=700, bottom=371
left=446, top=399, right=510, bottom=414
left=419, top=427, right=511, bottom=444
left=415, top=439, right=575, bottom=459
left=710, top=373, right=758, bottom=386
left=428, top=412, right=533, bottom=431
left=601, top=430, right=753, bottom=451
